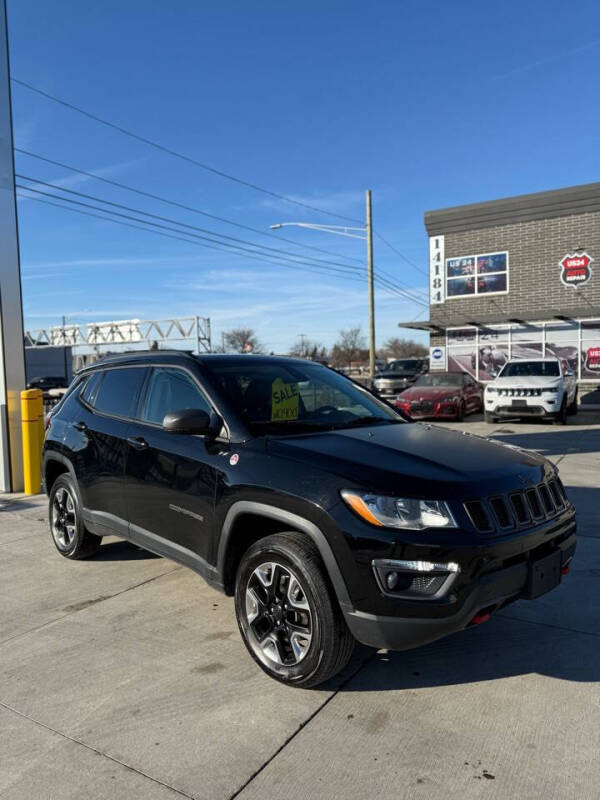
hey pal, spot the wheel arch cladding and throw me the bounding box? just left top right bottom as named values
left=217, top=501, right=353, bottom=610
left=44, top=457, right=70, bottom=494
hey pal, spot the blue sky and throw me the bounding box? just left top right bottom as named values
left=8, top=0, right=600, bottom=352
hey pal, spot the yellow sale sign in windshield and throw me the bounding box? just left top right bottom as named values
left=271, top=378, right=299, bottom=421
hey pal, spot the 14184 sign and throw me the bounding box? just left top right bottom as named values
left=559, top=252, right=593, bottom=288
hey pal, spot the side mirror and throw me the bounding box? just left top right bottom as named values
left=565, top=369, right=574, bottom=377
left=162, top=408, right=222, bottom=436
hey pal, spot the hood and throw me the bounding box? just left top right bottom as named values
left=398, top=385, right=460, bottom=401
left=490, top=376, right=561, bottom=388
left=267, top=422, right=549, bottom=498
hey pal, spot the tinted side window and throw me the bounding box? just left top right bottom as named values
left=81, top=371, right=103, bottom=407
left=93, top=368, right=147, bottom=418
left=141, top=368, right=211, bottom=425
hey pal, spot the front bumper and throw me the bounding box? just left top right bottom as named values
left=485, top=393, right=561, bottom=418
left=397, top=401, right=460, bottom=420
left=341, top=518, right=576, bottom=651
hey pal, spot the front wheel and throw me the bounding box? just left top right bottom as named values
left=484, top=411, right=496, bottom=423
left=553, top=398, right=568, bottom=425
left=235, top=532, right=355, bottom=688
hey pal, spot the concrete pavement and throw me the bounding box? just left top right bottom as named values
left=1, top=415, right=599, bottom=799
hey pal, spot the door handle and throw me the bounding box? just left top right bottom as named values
left=73, top=421, right=88, bottom=432
left=127, top=436, right=148, bottom=450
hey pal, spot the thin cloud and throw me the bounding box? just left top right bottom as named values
left=491, top=38, right=600, bottom=81
left=16, top=156, right=147, bottom=197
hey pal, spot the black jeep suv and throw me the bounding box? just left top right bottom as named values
left=44, top=352, right=576, bottom=687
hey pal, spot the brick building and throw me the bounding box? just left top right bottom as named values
left=398, top=182, right=600, bottom=399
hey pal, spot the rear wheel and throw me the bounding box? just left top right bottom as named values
left=235, top=532, right=355, bottom=688
left=48, top=474, right=102, bottom=559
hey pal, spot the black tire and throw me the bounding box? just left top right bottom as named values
left=567, top=394, right=577, bottom=415
left=48, top=474, right=102, bottom=559
left=484, top=411, right=496, bottom=423
left=456, top=402, right=465, bottom=422
left=235, top=532, right=355, bottom=688
left=553, top=398, right=568, bottom=425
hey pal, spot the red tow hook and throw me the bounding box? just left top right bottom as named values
left=470, top=612, right=491, bottom=625
left=561, top=565, right=571, bottom=576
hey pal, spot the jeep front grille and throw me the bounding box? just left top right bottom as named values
left=464, top=477, right=569, bottom=534
left=497, top=388, right=543, bottom=397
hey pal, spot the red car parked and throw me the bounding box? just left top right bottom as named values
left=396, top=372, right=483, bottom=421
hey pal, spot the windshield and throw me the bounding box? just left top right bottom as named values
left=414, top=373, right=463, bottom=387
left=203, top=360, right=404, bottom=435
left=386, top=359, right=421, bottom=372
left=499, top=361, right=560, bottom=377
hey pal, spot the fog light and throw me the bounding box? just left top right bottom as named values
left=386, top=571, right=399, bottom=590
left=372, top=558, right=460, bottom=598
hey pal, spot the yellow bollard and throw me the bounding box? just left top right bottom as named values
left=21, top=388, right=44, bottom=495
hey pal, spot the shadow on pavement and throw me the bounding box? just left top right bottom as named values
left=329, top=611, right=600, bottom=693
left=94, top=540, right=161, bottom=561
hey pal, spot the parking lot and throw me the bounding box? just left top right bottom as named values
left=1, top=414, right=599, bottom=800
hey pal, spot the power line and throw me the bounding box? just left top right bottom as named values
left=17, top=189, right=367, bottom=284
left=15, top=150, right=428, bottom=298
left=17, top=186, right=428, bottom=307
left=17, top=174, right=429, bottom=304
left=15, top=148, right=365, bottom=265
left=12, top=77, right=364, bottom=224
left=373, top=230, right=428, bottom=277
left=16, top=174, right=364, bottom=273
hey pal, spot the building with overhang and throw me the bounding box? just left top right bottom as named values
left=399, top=182, right=600, bottom=401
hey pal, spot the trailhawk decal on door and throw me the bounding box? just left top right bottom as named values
left=559, top=252, right=593, bottom=288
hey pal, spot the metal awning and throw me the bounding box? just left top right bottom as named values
left=398, top=307, right=600, bottom=332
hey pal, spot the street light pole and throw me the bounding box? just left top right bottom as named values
left=270, top=188, right=377, bottom=377
left=365, top=189, right=375, bottom=379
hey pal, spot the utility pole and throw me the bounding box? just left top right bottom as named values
left=366, top=189, right=375, bottom=378
left=0, top=0, right=26, bottom=492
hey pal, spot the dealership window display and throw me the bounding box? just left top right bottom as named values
left=445, top=321, right=600, bottom=382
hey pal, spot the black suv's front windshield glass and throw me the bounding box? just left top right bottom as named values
left=500, top=361, right=560, bottom=377
left=203, top=359, right=404, bottom=435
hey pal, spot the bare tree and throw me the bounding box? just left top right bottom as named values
left=330, top=326, right=367, bottom=369
left=289, top=335, right=327, bottom=361
left=223, top=328, right=264, bottom=354
left=381, top=337, right=428, bottom=360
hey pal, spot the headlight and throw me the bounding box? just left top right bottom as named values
left=485, top=386, right=497, bottom=393
left=543, top=387, right=559, bottom=393
left=341, top=490, right=457, bottom=529
left=440, top=395, right=459, bottom=403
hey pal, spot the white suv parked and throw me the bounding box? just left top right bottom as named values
left=484, top=358, right=577, bottom=424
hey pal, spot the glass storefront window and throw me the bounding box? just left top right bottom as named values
left=444, top=322, right=600, bottom=383
left=581, top=321, right=600, bottom=379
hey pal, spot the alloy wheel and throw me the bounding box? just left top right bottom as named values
left=245, top=562, right=313, bottom=666
left=51, top=487, right=77, bottom=549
